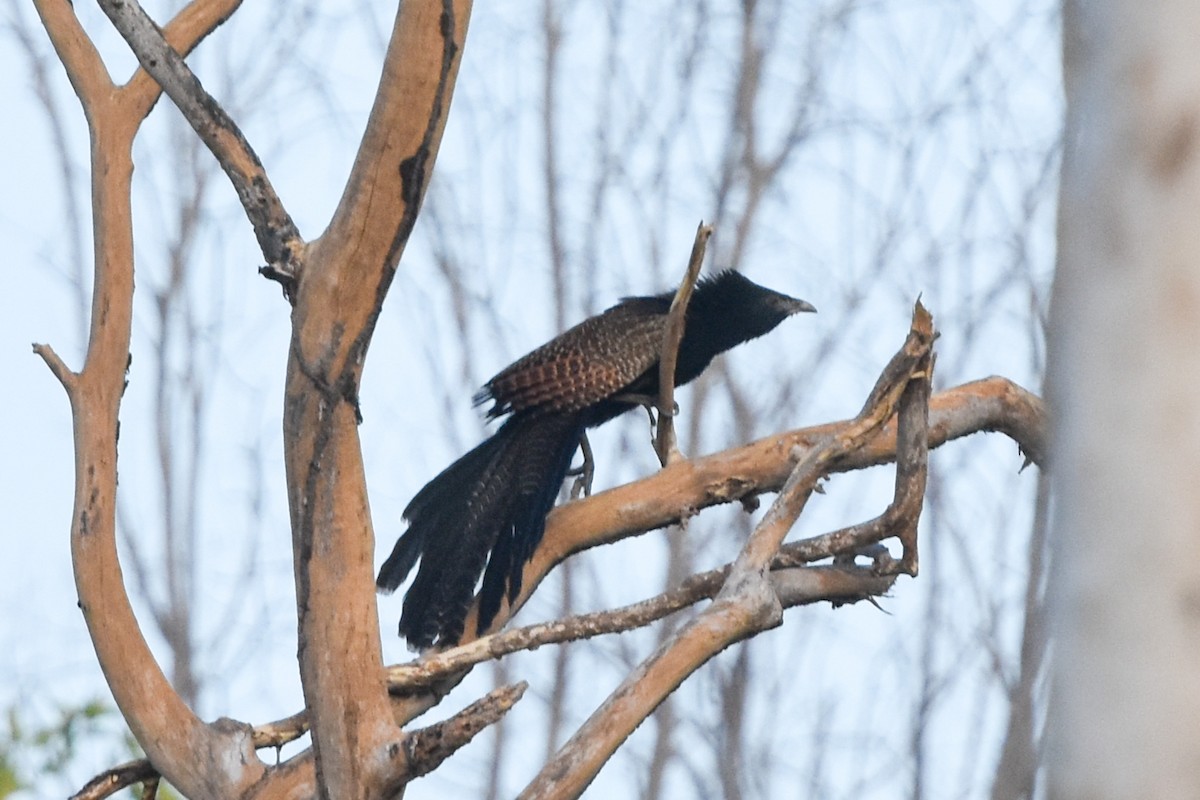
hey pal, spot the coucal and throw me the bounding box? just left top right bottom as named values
left=377, top=270, right=816, bottom=648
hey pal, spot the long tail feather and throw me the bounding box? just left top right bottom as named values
left=378, top=412, right=585, bottom=648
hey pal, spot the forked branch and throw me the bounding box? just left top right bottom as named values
left=33, top=1, right=283, bottom=797
left=95, top=0, right=303, bottom=291
left=521, top=301, right=936, bottom=799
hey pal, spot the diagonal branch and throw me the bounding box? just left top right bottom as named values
left=436, top=375, right=1044, bottom=681
left=387, top=552, right=898, bottom=693
left=32, top=0, right=113, bottom=108
left=405, top=683, right=528, bottom=780
left=31, top=342, right=76, bottom=393
left=96, top=0, right=303, bottom=288
left=124, top=0, right=245, bottom=114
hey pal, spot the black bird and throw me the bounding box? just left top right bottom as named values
left=377, top=270, right=816, bottom=648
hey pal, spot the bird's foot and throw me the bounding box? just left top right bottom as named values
left=569, top=431, right=595, bottom=499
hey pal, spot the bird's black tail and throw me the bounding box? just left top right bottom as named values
left=377, top=412, right=585, bottom=649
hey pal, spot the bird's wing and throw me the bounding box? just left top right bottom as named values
left=479, top=299, right=669, bottom=416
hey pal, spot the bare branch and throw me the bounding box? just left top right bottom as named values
left=656, top=222, right=713, bottom=465
left=95, top=0, right=303, bottom=287
left=884, top=345, right=934, bottom=577
left=388, top=546, right=900, bottom=692
left=771, top=560, right=899, bottom=608
left=32, top=2, right=278, bottom=795
left=55, top=133, right=237, bottom=800
left=316, top=0, right=472, bottom=279
left=405, top=683, right=529, bottom=780
left=74, top=744, right=318, bottom=800
left=31, top=342, right=76, bottom=393
left=520, top=303, right=937, bottom=799
left=699, top=302, right=933, bottom=583
left=124, top=0, right=245, bottom=112
left=251, top=709, right=311, bottom=750
left=32, top=0, right=113, bottom=108
left=279, top=3, right=474, bottom=796
left=450, top=374, right=1044, bottom=656
left=70, top=758, right=158, bottom=800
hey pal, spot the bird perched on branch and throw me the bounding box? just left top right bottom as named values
left=377, top=270, right=816, bottom=649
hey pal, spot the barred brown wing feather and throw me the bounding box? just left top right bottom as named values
left=482, top=302, right=667, bottom=415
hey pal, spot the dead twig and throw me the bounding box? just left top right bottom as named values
left=386, top=541, right=903, bottom=692
left=656, top=222, right=713, bottom=465
left=404, top=682, right=529, bottom=780
left=95, top=0, right=304, bottom=292
left=70, top=758, right=158, bottom=800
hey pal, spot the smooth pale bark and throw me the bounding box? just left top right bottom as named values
left=283, top=1, right=472, bottom=796
left=1049, top=3, right=1200, bottom=798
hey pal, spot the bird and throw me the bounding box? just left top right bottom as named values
left=377, top=270, right=816, bottom=649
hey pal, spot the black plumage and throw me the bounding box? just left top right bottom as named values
left=377, top=270, right=816, bottom=648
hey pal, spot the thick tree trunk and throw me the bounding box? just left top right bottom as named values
left=1048, top=3, right=1200, bottom=798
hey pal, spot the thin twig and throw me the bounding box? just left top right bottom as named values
left=32, top=342, right=76, bottom=392
left=656, top=222, right=712, bottom=465
left=387, top=542, right=902, bottom=691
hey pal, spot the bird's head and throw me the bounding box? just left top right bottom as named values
left=692, top=269, right=816, bottom=338
left=666, top=270, right=815, bottom=385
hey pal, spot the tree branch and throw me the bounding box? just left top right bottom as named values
left=520, top=301, right=937, bottom=798
left=95, top=0, right=303, bottom=289
left=730, top=302, right=933, bottom=584
left=70, top=758, right=158, bottom=800
left=31, top=342, right=76, bottom=393
left=404, top=683, right=528, bottom=780
left=883, top=344, right=933, bottom=577
left=387, top=548, right=899, bottom=693
left=32, top=0, right=113, bottom=109
left=32, top=2, right=287, bottom=796
left=279, top=2, right=473, bottom=797
left=124, top=0, right=245, bottom=113
left=655, top=222, right=712, bottom=465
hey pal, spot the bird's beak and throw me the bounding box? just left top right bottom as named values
left=777, top=295, right=816, bottom=315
